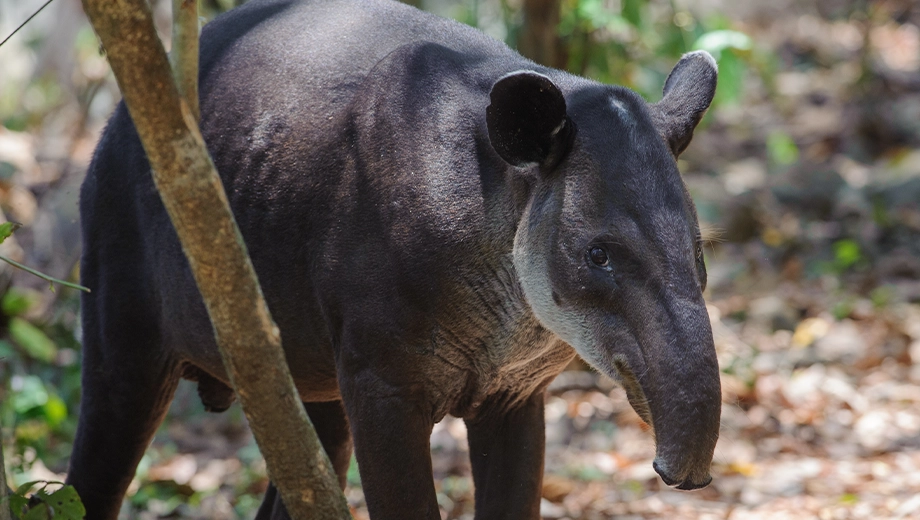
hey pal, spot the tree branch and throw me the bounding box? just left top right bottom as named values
left=0, top=254, right=90, bottom=293
left=79, top=0, right=352, bottom=517
left=170, top=0, right=200, bottom=122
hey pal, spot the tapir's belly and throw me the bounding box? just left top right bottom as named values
left=159, top=260, right=341, bottom=402
left=167, top=273, right=575, bottom=414
left=168, top=322, right=342, bottom=403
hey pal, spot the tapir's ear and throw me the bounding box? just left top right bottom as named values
left=487, top=71, right=574, bottom=167
left=649, top=50, right=718, bottom=157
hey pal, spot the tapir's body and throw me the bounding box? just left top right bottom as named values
left=69, top=0, right=722, bottom=518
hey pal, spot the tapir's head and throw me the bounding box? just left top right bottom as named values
left=488, top=51, right=721, bottom=490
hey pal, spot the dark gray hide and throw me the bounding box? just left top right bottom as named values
left=67, top=0, right=721, bottom=518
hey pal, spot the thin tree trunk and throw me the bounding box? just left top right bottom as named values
left=0, top=432, right=10, bottom=520
left=79, top=1, right=352, bottom=518
left=517, top=0, right=567, bottom=68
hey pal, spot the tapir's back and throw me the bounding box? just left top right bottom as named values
left=193, top=0, right=513, bottom=213
left=197, top=0, right=512, bottom=152
left=81, top=0, right=527, bottom=377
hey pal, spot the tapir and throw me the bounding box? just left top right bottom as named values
left=67, top=0, right=722, bottom=518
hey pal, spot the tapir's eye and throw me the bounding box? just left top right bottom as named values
left=588, top=247, right=610, bottom=268
left=695, top=242, right=708, bottom=291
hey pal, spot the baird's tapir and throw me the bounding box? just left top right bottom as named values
left=67, top=0, right=722, bottom=518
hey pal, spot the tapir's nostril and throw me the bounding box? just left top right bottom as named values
left=652, top=459, right=678, bottom=486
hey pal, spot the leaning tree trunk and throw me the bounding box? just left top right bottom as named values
left=79, top=1, right=352, bottom=518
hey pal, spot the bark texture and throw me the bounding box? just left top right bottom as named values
left=170, top=0, right=200, bottom=122
left=518, top=0, right=567, bottom=68
left=79, top=1, right=352, bottom=518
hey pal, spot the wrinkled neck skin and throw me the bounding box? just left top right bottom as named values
left=507, top=141, right=720, bottom=490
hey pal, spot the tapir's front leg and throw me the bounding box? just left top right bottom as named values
left=465, top=391, right=546, bottom=520
left=338, top=361, right=440, bottom=520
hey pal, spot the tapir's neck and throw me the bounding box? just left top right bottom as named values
left=474, top=129, right=540, bottom=253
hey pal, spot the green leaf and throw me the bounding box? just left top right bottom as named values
left=621, top=0, right=642, bottom=28
left=840, top=493, right=859, bottom=505
left=22, top=503, right=50, bottom=520
left=693, top=29, right=752, bottom=58
left=40, top=486, right=85, bottom=520
left=0, top=339, right=16, bottom=359
left=346, top=454, right=361, bottom=487
left=833, top=239, right=862, bottom=269
left=11, top=376, right=49, bottom=413
left=2, top=288, right=38, bottom=316
left=870, top=285, right=894, bottom=308
left=9, top=317, right=57, bottom=362
left=7, top=492, right=30, bottom=518
left=14, top=481, right=45, bottom=496
left=712, top=50, right=744, bottom=104
left=767, top=131, right=799, bottom=165
left=832, top=299, right=854, bottom=320
left=694, top=30, right=755, bottom=106
left=0, top=221, right=21, bottom=245
left=41, top=394, right=68, bottom=428
left=573, top=0, right=621, bottom=31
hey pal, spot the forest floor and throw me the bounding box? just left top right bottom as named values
left=85, top=256, right=919, bottom=520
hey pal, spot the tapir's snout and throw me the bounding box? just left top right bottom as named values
left=648, top=356, right=720, bottom=491
left=609, top=295, right=722, bottom=492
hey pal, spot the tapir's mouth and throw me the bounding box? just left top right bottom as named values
left=613, top=359, right=653, bottom=428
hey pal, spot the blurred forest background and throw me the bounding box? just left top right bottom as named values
left=1, top=0, right=920, bottom=518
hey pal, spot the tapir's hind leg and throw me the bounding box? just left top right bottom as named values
left=66, top=288, right=181, bottom=520
left=254, top=400, right=353, bottom=520
left=303, top=400, right=354, bottom=488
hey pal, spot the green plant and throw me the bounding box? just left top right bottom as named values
left=766, top=131, right=800, bottom=166
left=0, top=224, right=88, bottom=293
left=1, top=283, right=82, bottom=479
left=692, top=28, right=752, bottom=105
left=3, top=482, right=84, bottom=520
left=832, top=239, right=862, bottom=270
